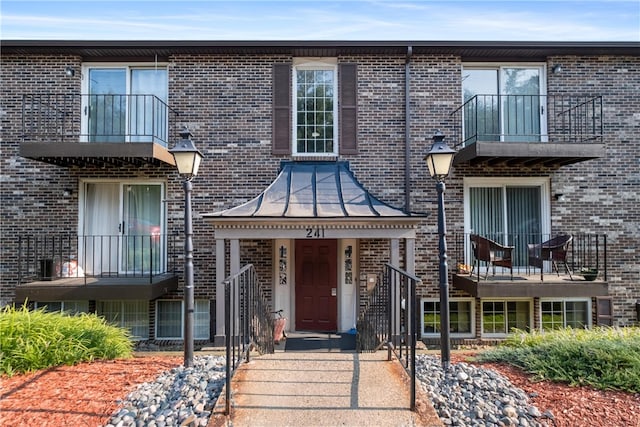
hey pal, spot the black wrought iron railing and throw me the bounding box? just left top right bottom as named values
left=453, top=232, right=607, bottom=281
left=224, top=264, right=274, bottom=415
left=21, top=94, right=179, bottom=146
left=17, top=234, right=178, bottom=285
left=450, top=94, right=603, bottom=147
left=356, top=263, right=420, bottom=411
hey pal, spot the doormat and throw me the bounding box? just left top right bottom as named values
left=284, top=332, right=356, bottom=352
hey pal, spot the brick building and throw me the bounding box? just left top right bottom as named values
left=1, top=40, right=638, bottom=346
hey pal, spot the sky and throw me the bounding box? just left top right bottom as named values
left=1, top=0, right=638, bottom=41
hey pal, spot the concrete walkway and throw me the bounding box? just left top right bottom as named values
left=209, top=347, right=442, bottom=426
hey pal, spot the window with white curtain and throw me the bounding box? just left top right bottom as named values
left=540, top=299, right=591, bottom=330
left=465, top=177, right=550, bottom=269
left=156, top=300, right=210, bottom=340
left=421, top=298, right=474, bottom=338
left=35, top=301, right=89, bottom=315
left=97, top=300, right=149, bottom=340
left=481, top=299, right=532, bottom=337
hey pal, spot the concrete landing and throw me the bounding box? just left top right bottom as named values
left=209, top=350, right=442, bottom=427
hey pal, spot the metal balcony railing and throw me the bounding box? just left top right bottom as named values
left=452, top=232, right=607, bottom=281
left=21, top=94, right=179, bottom=146
left=450, top=94, right=603, bottom=147
left=18, top=234, right=179, bottom=285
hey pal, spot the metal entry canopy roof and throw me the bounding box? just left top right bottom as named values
left=205, top=161, right=416, bottom=219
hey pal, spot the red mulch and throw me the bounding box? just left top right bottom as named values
left=0, top=356, right=182, bottom=427
left=1, top=353, right=639, bottom=427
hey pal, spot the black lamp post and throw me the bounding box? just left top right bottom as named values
left=424, top=130, right=456, bottom=370
left=169, top=128, right=204, bottom=368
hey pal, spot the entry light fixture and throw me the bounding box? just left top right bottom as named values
left=552, top=64, right=563, bottom=74
left=65, top=66, right=75, bottom=77
left=170, top=128, right=204, bottom=180
left=424, top=130, right=456, bottom=182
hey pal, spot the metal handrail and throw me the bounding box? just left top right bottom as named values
left=356, top=263, right=420, bottom=411
left=224, top=264, right=274, bottom=415
left=21, top=93, right=179, bottom=147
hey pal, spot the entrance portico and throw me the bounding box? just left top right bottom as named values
left=203, top=161, right=424, bottom=342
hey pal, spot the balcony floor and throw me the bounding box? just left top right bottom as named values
left=452, top=272, right=608, bottom=298
left=15, top=273, right=179, bottom=301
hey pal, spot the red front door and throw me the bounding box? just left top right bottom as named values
left=295, top=239, right=337, bottom=331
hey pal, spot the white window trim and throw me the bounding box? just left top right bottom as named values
left=539, top=297, right=592, bottom=330
left=292, top=58, right=339, bottom=157
left=480, top=298, right=533, bottom=339
left=421, top=297, right=476, bottom=339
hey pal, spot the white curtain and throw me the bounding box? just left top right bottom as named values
left=84, top=183, right=119, bottom=275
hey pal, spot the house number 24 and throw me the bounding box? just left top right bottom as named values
left=305, top=227, right=325, bottom=238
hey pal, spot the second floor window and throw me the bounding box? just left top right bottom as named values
left=82, top=65, right=168, bottom=145
left=272, top=60, right=357, bottom=156
left=293, top=61, right=337, bottom=155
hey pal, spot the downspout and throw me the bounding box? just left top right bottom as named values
left=404, top=45, right=413, bottom=213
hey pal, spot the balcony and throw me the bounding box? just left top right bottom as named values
left=19, top=94, right=179, bottom=168
left=451, top=233, right=608, bottom=298
left=450, top=94, right=604, bottom=167
left=16, top=234, right=179, bottom=302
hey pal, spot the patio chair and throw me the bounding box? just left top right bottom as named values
left=527, top=234, right=573, bottom=280
left=469, top=234, right=514, bottom=280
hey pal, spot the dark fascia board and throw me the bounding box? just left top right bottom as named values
left=3, top=40, right=639, bottom=58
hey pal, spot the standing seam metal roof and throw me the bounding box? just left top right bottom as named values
left=205, top=161, right=414, bottom=218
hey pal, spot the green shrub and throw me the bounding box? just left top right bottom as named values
left=477, top=327, right=640, bottom=393
left=0, top=304, right=133, bottom=376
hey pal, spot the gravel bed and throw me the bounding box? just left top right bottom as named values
left=417, top=354, right=553, bottom=426
left=102, top=355, right=225, bottom=427
left=103, top=354, right=554, bottom=427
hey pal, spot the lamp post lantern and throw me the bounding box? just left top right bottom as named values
left=424, top=130, right=456, bottom=370
left=169, top=128, right=204, bottom=368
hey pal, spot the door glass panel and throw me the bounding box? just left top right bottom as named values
left=123, top=184, right=162, bottom=274
left=507, top=186, right=541, bottom=265
left=83, top=183, right=119, bottom=275
left=463, top=69, right=499, bottom=142
left=131, top=69, right=168, bottom=144
left=469, top=187, right=505, bottom=243
left=501, top=68, right=541, bottom=141
left=88, top=69, right=126, bottom=143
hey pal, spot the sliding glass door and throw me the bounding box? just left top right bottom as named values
left=463, top=65, right=546, bottom=143
left=466, top=178, right=549, bottom=269
left=82, top=66, right=168, bottom=144
left=82, top=181, right=164, bottom=275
